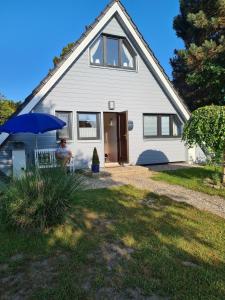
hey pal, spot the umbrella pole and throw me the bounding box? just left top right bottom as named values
left=35, top=135, right=38, bottom=149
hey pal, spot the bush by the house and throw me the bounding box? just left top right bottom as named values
left=0, top=168, right=84, bottom=231
left=183, top=105, right=225, bottom=184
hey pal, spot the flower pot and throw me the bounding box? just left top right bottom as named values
left=92, top=164, right=100, bottom=173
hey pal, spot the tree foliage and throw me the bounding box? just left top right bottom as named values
left=0, top=95, right=20, bottom=125
left=183, top=105, right=225, bottom=152
left=171, top=0, right=225, bottom=111
left=183, top=105, right=225, bottom=182
left=53, top=43, right=75, bottom=66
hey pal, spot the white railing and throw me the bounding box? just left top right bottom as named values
left=34, top=148, right=75, bottom=172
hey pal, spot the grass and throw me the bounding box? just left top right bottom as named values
left=153, top=165, right=225, bottom=198
left=0, top=185, right=225, bottom=299
left=0, top=170, right=9, bottom=191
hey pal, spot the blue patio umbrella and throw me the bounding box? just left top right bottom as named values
left=0, top=113, right=66, bottom=148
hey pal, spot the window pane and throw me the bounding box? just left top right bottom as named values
left=122, top=41, right=134, bottom=68
left=173, top=119, right=178, bottom=136
left=90, top=37, right=103, bottom=65
left=78, top=113, right=100, bottom=139
left=173, top=116, right=182, bottom=136
left=161, top=116, right=170, bottom=136
left=106, top=38, right=119, bottom=66
left=144, top=116, right=157, bottom=136
left=56, top=111, right=72, bottom=140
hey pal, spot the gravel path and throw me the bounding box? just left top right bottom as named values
left=85, top=165, right=225, bottom=219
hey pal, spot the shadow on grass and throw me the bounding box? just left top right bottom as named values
left=0, top=185, right=225, bottom=299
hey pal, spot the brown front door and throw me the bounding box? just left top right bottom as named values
left=117, top=112, right=128, bottom=164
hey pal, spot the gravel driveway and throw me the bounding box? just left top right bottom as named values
left=85, top=165, right=225, bottom=219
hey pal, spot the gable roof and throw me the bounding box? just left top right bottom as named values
left=0, top=0, right=190, bottom=147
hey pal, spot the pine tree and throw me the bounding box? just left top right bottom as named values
left=171, top=0, right=225, bottom=111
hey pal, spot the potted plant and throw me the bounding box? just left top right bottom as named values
left=91, top=147, right=100, bottom=173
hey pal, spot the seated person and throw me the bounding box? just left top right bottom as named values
left=55, top=138, right=72, bottom=167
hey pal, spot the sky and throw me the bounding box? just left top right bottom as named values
left=0, top=0, right=184, bottom=102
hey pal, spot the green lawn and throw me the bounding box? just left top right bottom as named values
left=153, top=165, right=225, bottom=198
left=1, top=185, right=225, bottom=299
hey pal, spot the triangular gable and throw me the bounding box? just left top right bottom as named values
left=0, top=0, right=190, bottom=146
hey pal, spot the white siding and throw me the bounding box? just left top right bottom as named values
left=2, top=16, right=187, bottom=172
left=103, top=17, right=126, bottom=36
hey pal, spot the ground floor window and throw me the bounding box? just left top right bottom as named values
left=143, top=114, right=182, bottom=138
left=77, top=112, right=101, bottom=140
left=143, top=115, right=158, bottom=137
left=55, top=111, right=73, bottom=140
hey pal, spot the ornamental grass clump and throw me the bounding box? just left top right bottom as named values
left=0, top=168, right=84, bottom=231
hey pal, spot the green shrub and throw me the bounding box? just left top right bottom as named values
left=210, top=168, right=222, bottom=186
left=0, top=173, right=7, bottom=196
left=0, top=168, right=84, bottom=231
left=92, top=147, right=100, bottom=165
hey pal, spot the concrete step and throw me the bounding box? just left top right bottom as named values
left=102, top=166, right=151, bottom=176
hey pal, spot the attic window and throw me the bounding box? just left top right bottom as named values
left=90, top=37, right=103, bottom=65
left=90, top=34, right=136, bottom=70
left=106, top=37, right=119, bottom=67
left=122, top=40, right=135, bottom=68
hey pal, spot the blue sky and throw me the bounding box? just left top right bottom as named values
left=0, top=0, right=183, bottom=102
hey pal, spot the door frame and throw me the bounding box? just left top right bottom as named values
left=117, top=111, right=129, bottom=164
left=103, top=111, right=129, bottom=164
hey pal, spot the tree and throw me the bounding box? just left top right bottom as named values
left=171, top=0, right=225, bottom=111
left=0, top=94, right=20, bottom=125
left=53, top=43, right=75, bottom=66
left=183, top=105, right=225, bottom=183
